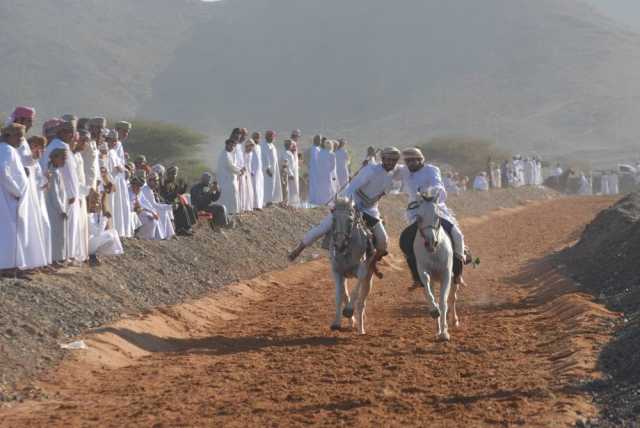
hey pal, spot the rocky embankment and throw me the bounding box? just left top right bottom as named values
left=0, top=187, right=557, bottom=402
left=562, top=192, right=640, bottom=426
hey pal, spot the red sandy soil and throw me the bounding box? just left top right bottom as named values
left=0, top=197, right=621, bottom=427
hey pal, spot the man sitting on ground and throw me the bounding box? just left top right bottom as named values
left=190, top=172, right=229, bottom=227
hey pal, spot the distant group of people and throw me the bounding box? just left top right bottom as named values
left=216, top=128, right=353, bottom=215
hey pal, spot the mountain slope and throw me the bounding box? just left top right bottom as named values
left=2, top=0, right=640, bottom=165
left=142, top=0, right=640, bottom=164
left=0, top=0, right=210, bottom=122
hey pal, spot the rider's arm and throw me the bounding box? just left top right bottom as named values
left=340, top=165, right=372, bottom=199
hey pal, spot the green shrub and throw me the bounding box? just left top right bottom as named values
left=117, top=119, right=208, bottom=184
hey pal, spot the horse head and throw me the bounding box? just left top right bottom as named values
left=415, top=188, right=442, bottom=253
left=332, top=197, right=356, bottom=253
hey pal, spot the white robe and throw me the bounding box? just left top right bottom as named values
left=283, top=150, right=300, bottom=207
left=141, top=184, right=175, bottom=240
left=578, top=176, right=592, bottom=195
left=217, top=149, right=242, bottom=215
left=241, top=151, right=255, bottom=211
left=234, top=142, right=251, bottom=213
left=71, top=153, right=89, bottom=262
left=308, top=145, right=321, bottom=205
left=335, top=148, right=350, bottom=190
left=107, top=149, right=135, bottom=238
left=608, top=174, right=619, bottom=195
left=88, top=213, right=123, bottom=257
left=600, top=174, right=610, bottom=195
left=0, top=143, right=29, bottom=270
left=473, top=175, right=490, bottom=191
left=250, top=142, right=264, bottom=209
left=130, top=189, right=161, bottom=240
left=524, top=160, right=535, bottom=186
left=41, top=138, right=81, bottom=260
left=81, top=140, right=99, bottom=191
left=261, top=141, right=283, bottom=204
left=315, top=148, right=338, bottom=205
left=34, top=162, right=52, bottom=264
left=17, top=140, right=48, bottom=269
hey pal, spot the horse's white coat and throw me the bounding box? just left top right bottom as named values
left=413, top=197, right=459, bottom=341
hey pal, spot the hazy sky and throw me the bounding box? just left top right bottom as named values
left=583, top=0, right=640, bottom=31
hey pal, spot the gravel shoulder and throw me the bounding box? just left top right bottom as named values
left=0, top=187, right=557, bottom=402
left=561, top=192, right=640, bottom=427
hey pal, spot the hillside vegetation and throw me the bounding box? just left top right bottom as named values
left=419, top=137, right=511, bottom=178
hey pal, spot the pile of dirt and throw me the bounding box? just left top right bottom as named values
left=562, top=191, right=640, bottom=426
left=0, top=186, right=557, bottom=402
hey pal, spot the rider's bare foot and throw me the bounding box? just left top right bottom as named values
left=454, top=275, right=467, bottom=287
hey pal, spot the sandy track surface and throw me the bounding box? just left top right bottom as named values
left=0, top=197, right=620, bottom=427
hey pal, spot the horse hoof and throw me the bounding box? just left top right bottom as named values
left=437, top=332, right=450, bottom=342
left=330, top=323, right=341, bottom=331
left=429, top=308, right=440, bottom=319
left=342, top=307, right=354, bottom=318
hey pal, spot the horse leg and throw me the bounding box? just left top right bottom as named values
left=438, top=271, right=452, bottom=342
left=419, top=268, right=439, bottom=320
left=356, top=270, right=373, bottom=335
left=331, top=270, right=345, bottom=331
left=343, top=277, right=355, bottom=329
left=349, top=263, right=370, bottom=335
left=450, top=282, right=460, bottom=328
left=343, top=275, right=356, bottom=320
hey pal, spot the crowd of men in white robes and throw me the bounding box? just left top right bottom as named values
left=216, top=128, right=353, bottom=215
left=0, top=106, right=209, bottom=277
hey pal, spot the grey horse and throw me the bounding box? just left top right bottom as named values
left=328, top=198, right=377, bottom=335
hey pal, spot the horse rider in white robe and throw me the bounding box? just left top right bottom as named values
left=282, top=139, right=301, bottom=207
left=307, top=134, right=322, bottom=205
left=0, top=124, right=30, bottom=273
left=249, top=131, right=264, bottom=210
left=261, top=130, right=283, bottom=205
left=397, top=148, right=472, bottom=287
left=289, top=147, right=404, bottom=266
left=217, top=138, right=243, bottom=215
left=335, top=138, right=350, bottom=189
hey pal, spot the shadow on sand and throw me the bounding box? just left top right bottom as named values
left=91, top=327, right=346, bottom=356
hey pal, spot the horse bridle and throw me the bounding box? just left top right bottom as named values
left=417, top=213, right=441, bottom=247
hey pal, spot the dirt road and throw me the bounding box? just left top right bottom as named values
left=0, top=197, right=620, bottom=427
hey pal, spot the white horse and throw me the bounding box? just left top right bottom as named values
left=329, top=198, right=377, bottom=335
left=413, top=191, right=461, bottom=341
